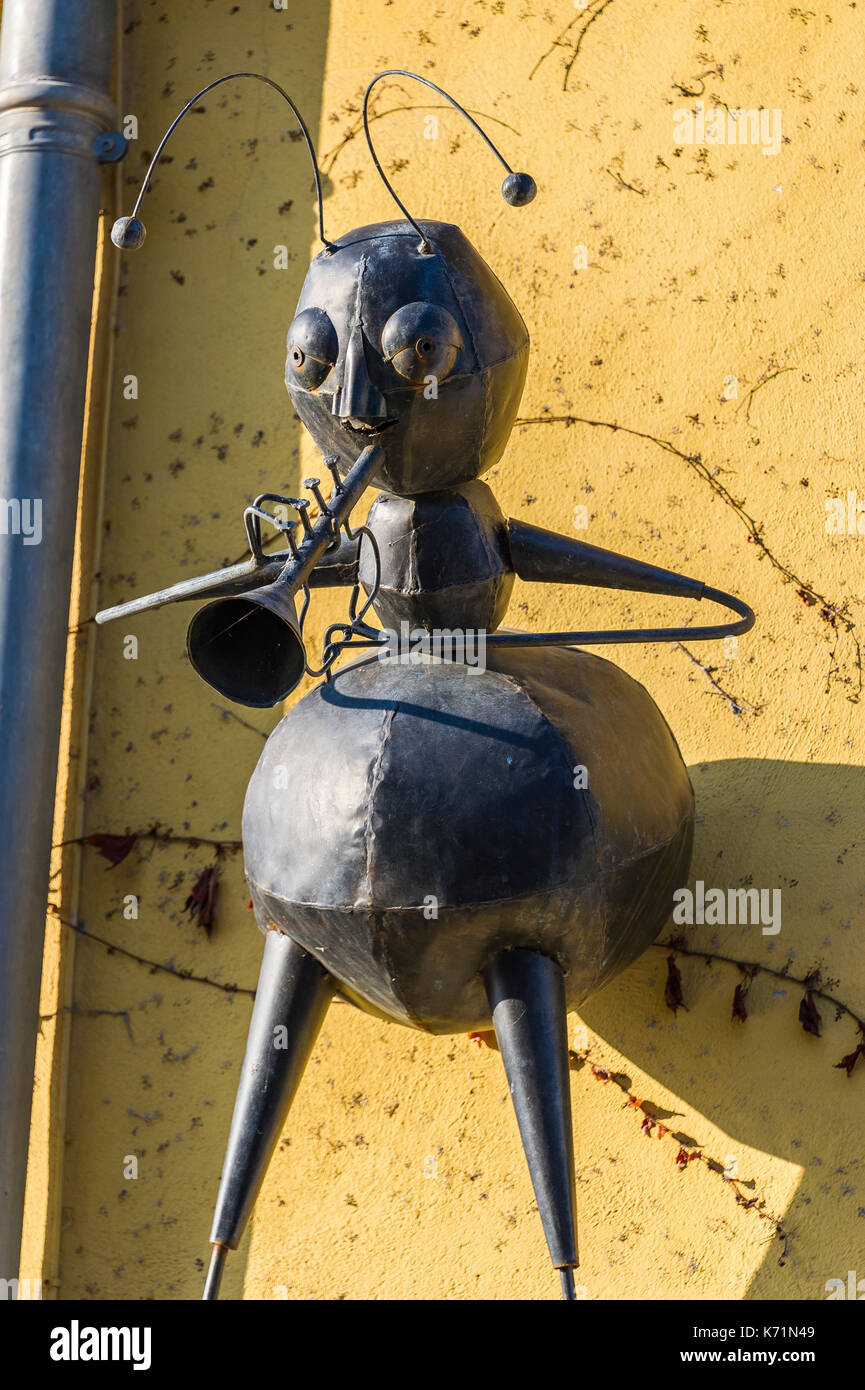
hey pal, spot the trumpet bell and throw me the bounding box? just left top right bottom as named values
left=187, top=587, right=306, bottom=707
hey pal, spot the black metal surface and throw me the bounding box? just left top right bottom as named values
left=342, top=581, right=754, bottom=655
left=358, top=481, right=513, bottom=632
left=202, top=1244, right=227, bottom=1302
left=484, top=949, right=578, bottom=1283
left=243, top=645, right=694, bottom=1033
left=207, top=932, right=333, bottom=1267
left=94, top=534, right=359, bottom=630
left=286, top=220, right=529, bottom=497
left=306, top=534, right=359, bottom=587
left=361, top=71, right=535, bottom=254
left=186, top=444, right=382, bottom=705
left=507, top=517, right=705, bottom=598
left=112, top=72, right=333, bottom=253
left=95, top=72, right=759, bottom=1296
left=353, top=499, right=753, bottom=646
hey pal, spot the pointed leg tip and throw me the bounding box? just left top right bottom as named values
left=559, top=1267, right=577, bottom=1301
left=485, top=950, right=579, bottom=1283
left=203, top=1243, right=228, bottom=1301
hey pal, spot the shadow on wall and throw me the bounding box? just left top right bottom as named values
left=208, top=757, right=865, bottom=1301
left=581, top=757, right=865, bottom=1301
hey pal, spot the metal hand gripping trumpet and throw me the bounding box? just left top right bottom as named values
left=99, top=69, right=754, bottom=1301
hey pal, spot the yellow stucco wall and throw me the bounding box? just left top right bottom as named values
left=23, top=0, right=865, bottom=1300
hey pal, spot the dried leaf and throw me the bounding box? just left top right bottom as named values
left=657, top=1124, right=668, bottom=1139
left=835, top=1043, right=865, bottom=1077
left=640, top=1114, right=655, bottom=1137
left=798, top=990, right=822, bottom=1038
left=675, top=1147, right=701, bottom=1169
left=86, top=832, right=138, bottom=868
left=731, top=981, right=749, bottom=1023
left=467, top=1030, right=497, bottom=1050
left=665, top=954, right=687, bottom=1015
left=183, top=865, right=219, bottom=938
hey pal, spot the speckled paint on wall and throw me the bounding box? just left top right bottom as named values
left=21, top=0, right=865, bottom=1301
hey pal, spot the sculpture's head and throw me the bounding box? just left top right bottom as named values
left=110, top=67, right=535, bottom=498
left=285, top=219, right=529, bottom=496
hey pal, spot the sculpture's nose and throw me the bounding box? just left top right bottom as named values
left=332, top=320, right=387, bottom=422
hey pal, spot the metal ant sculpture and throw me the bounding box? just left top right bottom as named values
left=99, top=71, right=754, bottom=1301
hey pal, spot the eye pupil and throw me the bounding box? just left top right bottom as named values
left=382, top=304, right=461, bottom=386
left=286, top=308, right=337, bottom=391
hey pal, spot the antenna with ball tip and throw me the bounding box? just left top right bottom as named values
left=110, top=72, right=334, bottom=253
left=362, top=69, right=537, bottom=254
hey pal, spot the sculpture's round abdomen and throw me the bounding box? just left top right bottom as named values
left=243, top=647, right=694, bottom=1032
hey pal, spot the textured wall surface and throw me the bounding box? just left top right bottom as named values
left=27, top=0, right=865, bottom=1300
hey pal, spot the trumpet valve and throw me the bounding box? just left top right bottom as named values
left=304, top=477, right=330, bottom=516
left=292, top=498, right=314, bottom=538
left=323, top=454, right=343, bottom=497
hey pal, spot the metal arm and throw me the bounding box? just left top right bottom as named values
left=340, top=515, right=755, bottom=656
left=344, top=583, right=753, bottom=655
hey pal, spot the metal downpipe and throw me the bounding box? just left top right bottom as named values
left=0, top=0, right=119, bottom=1277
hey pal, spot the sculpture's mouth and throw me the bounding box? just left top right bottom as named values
left=342, top=417, right=398, bottom=438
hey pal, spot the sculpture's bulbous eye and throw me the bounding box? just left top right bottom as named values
left=286, top=307, right=338, bottom=391
left=381, top=302, right=462, bottom=386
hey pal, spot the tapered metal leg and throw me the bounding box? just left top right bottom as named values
left=203, top=1243, right=228, bottom=1300
left=484, top=948, right=579, bottom=1301
left=202, top=930, right=333, bottom=1300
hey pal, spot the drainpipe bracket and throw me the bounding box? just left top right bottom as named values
left=93, top=130, right=128, bottom=164
left=0, top=77, right=120, bottom=161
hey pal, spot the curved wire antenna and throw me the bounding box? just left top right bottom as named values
left=362, top=69, right=537, bottom=253
left=111, top=72, right=334, bottom=252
